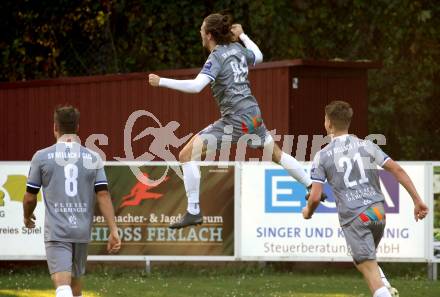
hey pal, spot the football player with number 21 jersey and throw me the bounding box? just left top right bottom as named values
left=303, top=100, right=428, bottom=297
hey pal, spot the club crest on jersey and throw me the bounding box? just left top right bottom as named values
left=203, top=61, right=212, bottom=70
left=68, top=215, right=78, bottom=226
left=0, top=174, right=43, bottom=219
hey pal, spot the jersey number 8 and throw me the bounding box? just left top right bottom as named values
left=64, top=163, right=78, bottom=197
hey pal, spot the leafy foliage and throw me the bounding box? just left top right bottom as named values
left=0, top=0, right=438, bottom=159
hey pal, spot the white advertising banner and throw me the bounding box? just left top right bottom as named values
left=240, top=162, right=428, bottom=261
left=0, top=161, right=432, bottom=262
left=0, top=163, right=45, bottom=258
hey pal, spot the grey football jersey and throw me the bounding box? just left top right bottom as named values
left=200, top=42, right=259, bottom=116
left=26, top=142, right=108, bottom=242
left=311, top=135, right=390, bottom=226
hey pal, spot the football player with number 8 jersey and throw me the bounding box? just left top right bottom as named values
left=23, top=106, right=121, bottom=297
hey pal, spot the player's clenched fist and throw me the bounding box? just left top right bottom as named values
left=231, top=24, right=244, bottom=40
left=414, top=200, right=428, bottom=221
left=148, top=74, right=160, bottom=87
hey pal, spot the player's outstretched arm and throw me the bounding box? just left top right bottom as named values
left=96, top=190, right=121, bottom=253
left=148, top=73, right=211, bottom=93
left=231, top=24, right=263, bottom=64
left=383, top=159, right=428, bottom=221
left=302, top=182, right=323, bottom=219
left=23, top=192, right=37, bottom=228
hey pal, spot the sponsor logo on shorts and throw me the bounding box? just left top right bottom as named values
left=241, top=116, right=263, bottom=134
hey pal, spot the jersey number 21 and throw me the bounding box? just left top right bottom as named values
left=339, top=153, right=369, bottom=188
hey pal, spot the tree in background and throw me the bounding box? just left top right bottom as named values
left=0, top=0, right=438, bottom=160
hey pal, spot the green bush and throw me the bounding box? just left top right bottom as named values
left=0, top=1, right=438, bottom=159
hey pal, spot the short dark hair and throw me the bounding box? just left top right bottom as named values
left=325, top=100, right=353, bottom=130
left=204, top=13, right=234, bottom=45
left=54, top=105, right=80, bottom=134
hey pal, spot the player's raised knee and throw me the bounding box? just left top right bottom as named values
left=271, top=144, right=282, bottom=164
left=178, top=148, right=191, bottom=163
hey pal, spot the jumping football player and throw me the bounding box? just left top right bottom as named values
left=148, top=13, right=321, bottom=229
